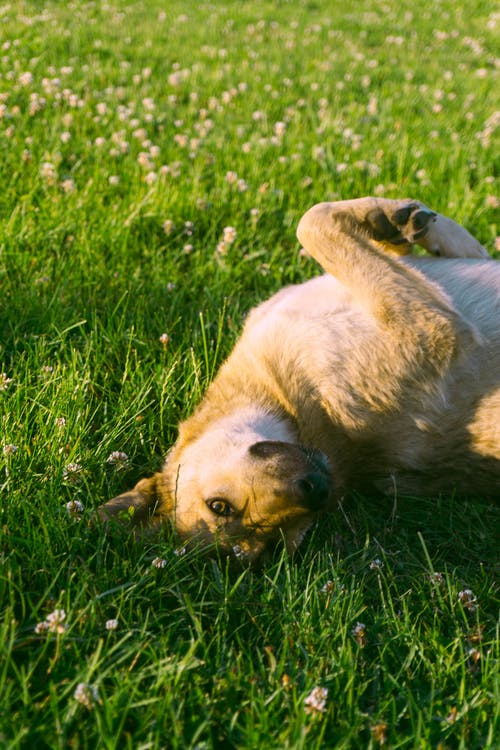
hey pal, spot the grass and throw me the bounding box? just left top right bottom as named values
left=0, top=0, right=498, bottom=747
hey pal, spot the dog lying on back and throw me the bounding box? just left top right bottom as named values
left=99, top=197, right=500, bottom=565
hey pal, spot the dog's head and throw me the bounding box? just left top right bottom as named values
left=99, top=431, right=332, bottom=566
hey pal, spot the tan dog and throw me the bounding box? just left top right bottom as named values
left=99, top=197, right=500, bottom=564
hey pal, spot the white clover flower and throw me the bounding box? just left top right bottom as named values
left=3, top=444, right=18, bottom=456
left=168, top=71, right=183, bottom=86
left=105, top=618, right=119, bottom=631
left=61, top=178, right=75, bottom=194
left=66, top=500, right=84, bottom=518
left=352, top=622, right=367, bottom=646
left=174, top=546, right=186, bottom=557
left=320, top=580, right=335, bottom=594
left=304, top=686, right=328, bottom=715
left=222, top=226, right=237, bottom=244
left=174, top=133, right=188, bottom=148
left=108, top=175, right=120, bottom=186
left=458, top=589, right=478, bottom=612
left=274, top=121, right=287, bottom=137
left=63, top=462, right=83, bottom=482
left=40, top=162, right=57, bottom=185
left=34, top=620, right=49, bottom=634
left=313, top=146, right=326, bottom=161
left=106, top=451, right=129, bottom=469
left=152, top=557, right=167, bottom=569
left=74, top=682, right=99, bottom=710
left=19, top=71, right=33, bottom=86
left=144, top=171, right=157, bottom=185
left=163, top=219, right=174, bottom=235
left=137, top=152, right=153, bottom=168
left=468, top=647, right=481, bottom=663
left=159, top=333, right=170, bottom=347
left=45, top=608, right=67, bottom=634
left=1, top=373, right=13, bottom=390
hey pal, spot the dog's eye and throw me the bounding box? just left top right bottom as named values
left=207, top=497, right=232, bottom=517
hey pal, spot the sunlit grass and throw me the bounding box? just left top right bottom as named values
left=0, top=0, right=498, bottom=747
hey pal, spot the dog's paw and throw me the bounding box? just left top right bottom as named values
left=364, top=200, right=437, bottom=248
left=391, top=202, right=437, bottom=242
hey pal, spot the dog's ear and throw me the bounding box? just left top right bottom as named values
left=98, top=471, right=174, bottom=531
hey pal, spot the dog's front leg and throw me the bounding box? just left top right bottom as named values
left=301, top=197, right=489, bottom=259
left=297, top=199, right=477, bottom=375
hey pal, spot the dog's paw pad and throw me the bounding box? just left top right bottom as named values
left=392, top=203, right=417, bottom=226
left=390, top=202, right=437, bottom=243
left=411, top=207, right=436, bottom=230
left=363, top=201, right=438, bottom=248
left=364, top=208, right=407, bottom=245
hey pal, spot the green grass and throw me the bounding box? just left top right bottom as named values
left=0, top=0, right=499, bottom=747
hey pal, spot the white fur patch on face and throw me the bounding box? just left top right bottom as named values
left=171, top=407, right=298, bottom=533
left=177, top=408, right=297, bottom=493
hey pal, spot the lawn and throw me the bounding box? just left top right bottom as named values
left=0, top=1, right=498, bottom=748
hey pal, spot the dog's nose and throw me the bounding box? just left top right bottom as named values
left=296, top=473, right=330, bottom=510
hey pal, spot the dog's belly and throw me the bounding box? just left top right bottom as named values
left=243, top=260, right=500, bottom=495
left=404, top=256, right=500, bottom=340
left=249, top=258, right=500, bottom=340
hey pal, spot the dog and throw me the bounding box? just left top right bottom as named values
left=99, top=197, right=500, bottom=565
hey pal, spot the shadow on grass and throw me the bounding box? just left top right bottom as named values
left=305, top=490, right=499, bottom=574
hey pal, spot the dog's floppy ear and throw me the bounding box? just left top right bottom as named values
left=98, top=471, right=174, bottom=531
